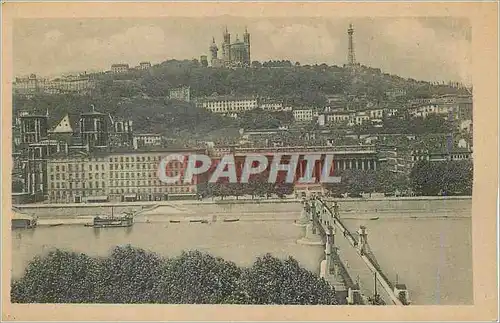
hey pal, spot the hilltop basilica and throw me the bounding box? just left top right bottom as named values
left=209, top=27, right=251, bottom=68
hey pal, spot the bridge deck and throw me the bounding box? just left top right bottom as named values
left=314, top=199, right=405, bottom=305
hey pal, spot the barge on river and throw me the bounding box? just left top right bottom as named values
left=87, top=209, right=134, bottom=228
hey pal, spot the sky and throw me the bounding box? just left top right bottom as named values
left=13, top=16, right=472, bottom=85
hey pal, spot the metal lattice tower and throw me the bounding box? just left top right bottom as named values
left=347, top=23, right=356, bottom=66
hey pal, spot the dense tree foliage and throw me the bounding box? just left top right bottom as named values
left=410, top=160, right=473, bottom=196
left=197, top=178, right=294, bottom=200
left=239, top=254, right=336, bottom=305
left=11, top=246, right=337, bottom=304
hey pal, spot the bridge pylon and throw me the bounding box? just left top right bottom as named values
left=297, top=198, right=323, bottom=245
left=295, top=200, right=310, bottom=226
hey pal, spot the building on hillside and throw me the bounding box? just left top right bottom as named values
left=259, top=99, right=284, bottom=111
left=169, top=86, right=191, bottom=102
left=352, top=111, right=370, bottom=126
left=200, top=96, right=258, bottom=114
left=460, top=119, right=473, bottom=133
left=133, top=133, right=163, bottom=150
left=367, top=108, right=384, bottom=119
left=384, top=107, right=400, bottom=117
left=138, top=62, right=152, bottom=70
left=317, top=111, right=353, bottom=126
left=293, top=108, right=315, bottom=122
left=13, top=74, right=96, bottom=96
left=409, top=148, right=472, bottom=166
left=325, top=94, right=346, bottom=105
left=385, top=89, right=407, bottom=99
left=111, top=64, right=130, bottom=73
left=45, top=147, right=206, bottom=203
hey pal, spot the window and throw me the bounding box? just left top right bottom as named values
left=62, top=174, right=65, bottom=180
left=56, top=166, right=59, bottom=172
left=56, top=174, right=60, bottom=180
left=50, top=175, right=54, bottom=180
left=102, top=182, right=105, bottom=188
left=89, top=165, right=92, bottom=171
left=95, top=173, right=99, bottom=179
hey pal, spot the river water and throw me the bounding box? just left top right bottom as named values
left=11, top=199, right=472, bottom=305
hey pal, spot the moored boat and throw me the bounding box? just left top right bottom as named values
left=88, top=208, right=134, bottom=228
left=92, top=216, right=134, bottom=228
left=223, top=218, right=240, bottom=222
left=369, top=217, right=379, bottom=220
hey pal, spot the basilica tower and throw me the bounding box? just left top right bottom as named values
left=222, top=26, right=231, bottom=65
left=243, top=26, right=251, bottom=66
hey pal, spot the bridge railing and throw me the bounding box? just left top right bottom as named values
left=315, top=198, right=407, bottom=306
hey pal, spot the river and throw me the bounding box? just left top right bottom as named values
left=11, top=198, right=472, bottom=305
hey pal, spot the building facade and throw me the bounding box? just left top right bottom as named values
left=13, top=74, right=96, bottom=96
left=200, top=96, right=258, bottom=114
left=46, top=148, right=205, bottom=203
left=293, top=109, right=315, bottom=122
left=169, top=86, right=191, bottom=102
left=111, top=64, right=130, bottom=73
left=133, top=133, right=163, bottom=150
left=138, top=62, right=152, bottom=70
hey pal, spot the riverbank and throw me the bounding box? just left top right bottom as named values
left=14, top=195, right=472, bottom=209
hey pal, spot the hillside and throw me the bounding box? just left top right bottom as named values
left=13, top=59, right=469, bottom=136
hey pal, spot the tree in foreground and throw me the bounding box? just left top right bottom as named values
left=239, top=254, right=338, bottom=305
left=11, top=247, right=337, bottom=305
